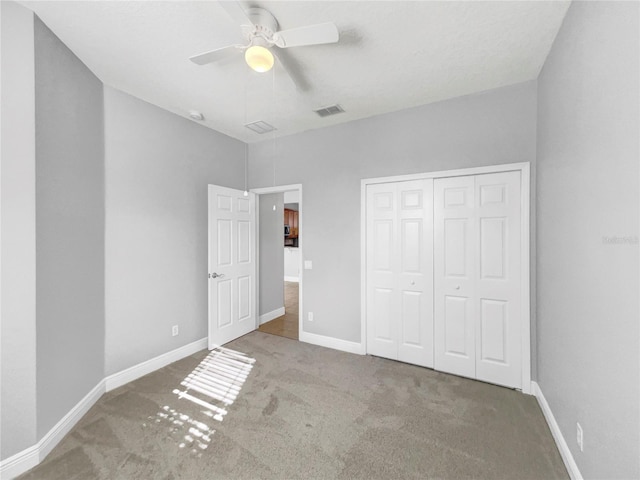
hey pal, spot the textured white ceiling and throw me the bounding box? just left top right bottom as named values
left=23, top=0, right=570, bottom=143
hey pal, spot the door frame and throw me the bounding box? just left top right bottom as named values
left=361, top=162, right=531, bottom=394
left=251, top=184, right=303, bottom=339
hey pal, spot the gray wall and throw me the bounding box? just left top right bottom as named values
left=259, top=193, right=285, bottom=316
left=537, top=2, right=639, bottom=478
left=104, top=87, right=245, bottom=375
left=249, top=81, right=537, bottom=347
left=0, top=1, right=38, bottom=460
left=34, top=16, right=105, bottom=438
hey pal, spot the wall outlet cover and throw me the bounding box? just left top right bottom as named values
left=172, top=325, right=179, bottom=336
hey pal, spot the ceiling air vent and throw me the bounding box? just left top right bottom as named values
left=313, top=104, right=345, bottom=118
left=244, top=120, right=277, bottom=134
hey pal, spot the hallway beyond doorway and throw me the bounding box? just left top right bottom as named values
left=258, top=282, right=299, bottom=340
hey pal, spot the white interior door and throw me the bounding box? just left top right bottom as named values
left=434, top=176, right=476, bottom=379
left=366, top=179, right=433, bottom=368
left=208, top=185, right=256, bottom=349
left=475, top=171, right=521, bottom=388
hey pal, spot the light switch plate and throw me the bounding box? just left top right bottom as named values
left=304, top=260, right=312, bottom=270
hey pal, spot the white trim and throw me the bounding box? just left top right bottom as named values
left=251, top=184, right=303, bottom=341
left=254, top=193, right=261, bottom=331
left=251, top=183, right=303, bottom=195
left=105, top=337, right=207, bottom=391
left=520, top=163, right=532, bottom=394
left=298, top=188, right=303, bottom=339
left=259, top=307, right=285, bottom=325
left=0, top=442, right=41, bottom=479
left=38, top=381, right=105, bottom=459
left=532, top=381, right=583, bottom=480
left=0, top=380, right=105, bottom=479
left=300, top=331, right=365, bottom=355
left=361, top=162, right=529, bottom=185
left=360, top=176, right=368, bottom=363
left=361, top=162, right=531, bottom=392
left=284, top=276, right=299, bottom=283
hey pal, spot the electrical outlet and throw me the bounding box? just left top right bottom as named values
left=576, top=422, right=583, bottom=452
left=304, top=260, right=313, bottom=270
left=308, top=312, right=314, bottom=321
left=172, top=325, right=179, bottom=337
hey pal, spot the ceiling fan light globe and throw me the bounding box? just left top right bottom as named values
left=245, top=45, right=274, bottom=73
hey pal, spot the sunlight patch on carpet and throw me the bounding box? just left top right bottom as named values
left=147, top=346, right=255, bottom=456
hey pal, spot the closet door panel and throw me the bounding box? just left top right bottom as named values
left=475, top=171, right=522, bottom=388
left=444, top=295, right=471, bottom=356
left=434, top=176, right=476, bottom=379
left=366, top=184, right=398, bottom=360
left=397, top=179, right=433, bottom=368
left=366, top=179, right=433, bottom=367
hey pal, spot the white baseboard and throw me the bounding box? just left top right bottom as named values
left=284, top=276, right=299, bottom=283
left=259, top=307, right=285, bottom=325
left=532, top=381, right=583, bottom=480
left=0, top=380, right=105, bottom=480
left=1, top=338, right=208, bottom=479
left=299, top=331, right=365, bottom=355
left=105, top=337, right=208, bottom=391
left=0, top=444, right=40, bottom=480
left=39, top=380, right=106, bottom=460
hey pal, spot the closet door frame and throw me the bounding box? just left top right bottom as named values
left=360, top=162, right=531, bottom=395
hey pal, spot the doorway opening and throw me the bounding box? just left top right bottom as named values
left=253, top=185, right=302, bottom=341
left=260, top=280, right=299, bottom=340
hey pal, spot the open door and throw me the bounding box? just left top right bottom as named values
left=208, top=185, right=257, bottom=349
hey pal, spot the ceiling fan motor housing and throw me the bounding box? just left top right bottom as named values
left=246, top=7, right=278, bottom=43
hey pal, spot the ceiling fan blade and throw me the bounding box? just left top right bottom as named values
left=272, top=49, right=311, bottom=93
left=274, top=22, right=339, bottom=48
left=190, top=45, right=242, bottom=65
left=218, top=1, right=253, bottom=27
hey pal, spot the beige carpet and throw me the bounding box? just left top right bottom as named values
left=258, top=281, right=299, bottom=340
left=19, top=332, right=568, bottom=479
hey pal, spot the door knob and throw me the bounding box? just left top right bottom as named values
left=410, top=281, right=415, bottom=286
left=209, top=273, right=225, bottom=279
left=455, top=285, right=460, bottom=290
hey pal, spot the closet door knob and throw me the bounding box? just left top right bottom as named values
left=455, top=285, right=460, bottom=290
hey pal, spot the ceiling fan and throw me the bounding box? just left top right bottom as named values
left=190, top=2, right=339, bottom=83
